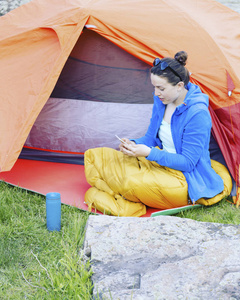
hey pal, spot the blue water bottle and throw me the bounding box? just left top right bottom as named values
left=46, top=192, right=61, bottom=231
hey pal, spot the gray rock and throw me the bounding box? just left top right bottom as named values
left=83, top=215, right=240, bottom=299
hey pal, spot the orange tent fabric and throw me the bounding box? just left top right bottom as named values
left=0, top=0, right=239, bottom=192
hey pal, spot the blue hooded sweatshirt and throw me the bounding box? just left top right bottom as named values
left=133, top=82, right=224, bottom=202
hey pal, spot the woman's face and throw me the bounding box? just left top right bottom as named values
left=151, top=73, right=183, bottom=106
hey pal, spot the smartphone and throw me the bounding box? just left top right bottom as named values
left=115, top=135, right=125, bottom=143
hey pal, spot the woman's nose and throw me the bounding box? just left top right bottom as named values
left=155, top=88, right=160, bottom=96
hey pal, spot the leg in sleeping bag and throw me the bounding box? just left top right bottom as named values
left=84, top=147, right=146, bottom=217
left=84, top=147, right=189, bottom=216
left=125, top=157, right=189, bottom=209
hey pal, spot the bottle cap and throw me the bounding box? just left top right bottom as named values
left=46, top=192, right=61, bottom=200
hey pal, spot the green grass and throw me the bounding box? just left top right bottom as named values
left=1, top=181, right=239, bottom=299
left=0, top=181, right=94, bottom=299
left=175, top=196, right=240, bottom=225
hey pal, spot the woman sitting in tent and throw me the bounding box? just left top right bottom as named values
left=84, top=51, right=232, bottom=217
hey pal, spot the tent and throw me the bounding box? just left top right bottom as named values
left=0, top=0, right=239, bottom=213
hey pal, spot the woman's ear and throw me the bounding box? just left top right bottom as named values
left=177, top=81, right=185, bottom=90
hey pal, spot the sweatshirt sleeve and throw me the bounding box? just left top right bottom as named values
left=146, top=110, right=211, bottom=172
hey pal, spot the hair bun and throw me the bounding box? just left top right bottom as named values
left=174, top=51, right=188, bottom=66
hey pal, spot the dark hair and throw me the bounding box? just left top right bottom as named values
left=151, top=51, right=190, bottom=86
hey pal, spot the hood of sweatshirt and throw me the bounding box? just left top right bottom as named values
left=175, top=82, right=209, bottom=115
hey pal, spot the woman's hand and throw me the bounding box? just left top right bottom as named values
left=119, top=138, right=151, bottom=157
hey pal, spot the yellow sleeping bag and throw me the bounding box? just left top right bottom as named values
left=84, top=147, right=232, bottom=217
